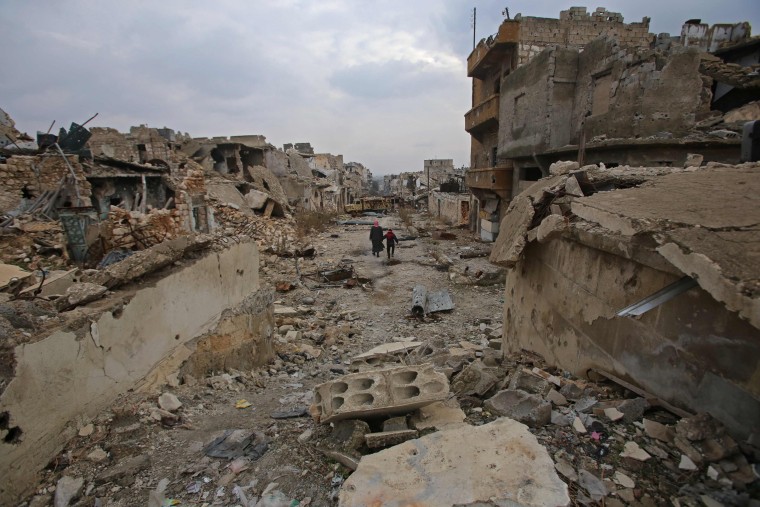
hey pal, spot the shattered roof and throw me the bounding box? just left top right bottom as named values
left=491, top=163, right=760, bottom=329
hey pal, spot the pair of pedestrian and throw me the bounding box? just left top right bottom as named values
left=369, top=220, right=399, bottom=259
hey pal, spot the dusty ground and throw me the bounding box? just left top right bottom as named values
left=23, top=212, right=505, bottom=506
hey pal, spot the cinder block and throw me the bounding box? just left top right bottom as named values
left=312, top=365, right=450, bottom=423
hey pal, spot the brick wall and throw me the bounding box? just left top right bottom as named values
left=516, top=7, right=651, bottom=65
left=0, top=154, right=92, bottom=213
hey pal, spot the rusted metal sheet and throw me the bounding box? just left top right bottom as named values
left=412, top=285, right=454, bottom=316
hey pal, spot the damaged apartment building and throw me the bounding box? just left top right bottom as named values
left=465, top=6, right=758, bottom=241
left=471, top=7, right=760, bottom=444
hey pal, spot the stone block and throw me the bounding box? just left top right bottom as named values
left=484, top=389, right=551, bottom=427
left=382, top=416, right=408, bottom=432
left=312, top=365, right=450, bottom=423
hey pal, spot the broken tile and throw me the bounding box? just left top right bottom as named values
left=604, top=407, right=624, bottom=422
left=613, top=471, right=635, bottom=489
left=554, top=458, right=578, bottom=482
left=642, top=418, right=674, bottom=443
left=573, top=417, right=587, bottom=434
left=620, top=441, right=651, bottom=461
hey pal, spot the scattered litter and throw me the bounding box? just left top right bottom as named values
left=235, top=399, right=252, bottom=409
left=202, top=430, right=268, bottom=461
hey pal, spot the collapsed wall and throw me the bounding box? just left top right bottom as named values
left=491, top=162, right=760, bottom=439
left=0, top=238, right=274, bottom=500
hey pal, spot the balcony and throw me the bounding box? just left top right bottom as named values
left=465, top=94, right=500, bottom=133
left=467, top=20, right=519, bottom=78
left=465, top=164, right=513, bottom=199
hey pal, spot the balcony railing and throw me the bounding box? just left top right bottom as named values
left=465, top=94, right=500, bottom=133
left=465, top=164, right=513, bottom=194
left=467, top=20, right=519, bottom=78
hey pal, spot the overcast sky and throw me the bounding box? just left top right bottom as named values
left=2, top=1, right=758, bottom=175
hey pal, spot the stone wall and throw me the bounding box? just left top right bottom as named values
left=0, top=154, right=92, bottom=214
left=502, top=233, right=760, bottom=439
left=517, top=7, right=651, bottom=65
left=0, top=240, right=273, bottom=500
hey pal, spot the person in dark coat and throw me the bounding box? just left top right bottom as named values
left=369, top=220, right=384, bottom=257
left=384, top=228, right=399, bottom=259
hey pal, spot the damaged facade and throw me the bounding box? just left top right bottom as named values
left=490, top=161, right=760, bottom=440
left=466, top=6, right=757, bottom=242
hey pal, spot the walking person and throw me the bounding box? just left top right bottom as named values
left=369, top=220, right=384, bottom=257
left=384, top=228, right=399, bottom=259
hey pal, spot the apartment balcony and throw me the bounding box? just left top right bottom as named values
left=465, top=94, right=500, bottom=134
left=465, top=164, right=513, bottom=199
left=467, top=20, right=520, bottom=78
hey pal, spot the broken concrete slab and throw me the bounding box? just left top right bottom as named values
left=0, top=262, right=31, bottom=290
left=55, top=282, right=107, bottom=311
left=484, top=389, right=551, bottom=427
left=489, top=196, right=533, bottom=267
left=618, top=397, right=649, bottom=423
left=158, top=393, right=182, bottom=412
left=409, top=400, right=466, bottom=431
left=620, top=441, right=652, bottom=461
left=327, top=419, right=370, bottom=454
left=339, top=417, right=570, bottom=506
left=643, top=418, right=674, bottom=443
left=564, top=174, right=584, bottom=197
left=549, top=160, right=580, bottom=176
left=509, top=369, right=552, bottom=397
left=312, top=365, right=449, bottom=423
left=536, top=214, right=567, bottom=243
left=547, top=389, right=568, bottom=406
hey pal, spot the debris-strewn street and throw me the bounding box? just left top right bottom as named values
left=13, top=212, right=758, bottom=507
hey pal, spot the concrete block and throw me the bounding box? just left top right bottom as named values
left=451, top=359, right=499, bottom=396
left=312, top=365, right=450, bottom=423
left=480, top=218, right=500, bottom=234
left=509, top=369, right=552, bottom=397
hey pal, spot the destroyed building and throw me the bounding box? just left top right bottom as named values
left=465, top=6, right=757, bottom=242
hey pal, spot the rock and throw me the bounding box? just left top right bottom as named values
left=618, top=397, right=649, bottom=423
left=551, top=410, right=574, bottom=427
left=328, top=420, right=370, bottom=453
left=78, top=423, right=94, bottom=437
left=410, top=400, right=467, bottom=431
left=339, top=417, right=570, bottom=506
left=382, top=416, right=408, bottom=432
left=578, top=469, right=608, bottom=501
left=284, top=330, right=303, bottom=342
left=697, top=434, right=739, bottom=462
left=158, top=393, right=182, bottom=412
left=679, top=454, right=698, bottom=470
left=564, top=175, right=584, bottom=197
left=298, top=429, right=313, bottom=443
left=451, top=359, right=499, bottom=396
left=604, top=407, right=624, bottom=422
left=508, top=370, right=551, bottom=397
left=643, top=418, right=674, bottom=443
left=537, top=214, right=566, bottom=244
left=56, top=283, right=107, bottom=311
left=614, top=471, right=635, bottom=489
left=96, top=454, right=150, bottom=484
left=301, top=296, right=315, bottom=305
left=554, top=458, right=578, bottom=482
left=620, top=441, right=651, bottom=462
left=559, top=383, right=584, bottom=401
left=573, top=417, right=587, bottom=434
left=87, top=447, right=108, bottom=463
left=549, top=160, right=579, bottom=176
left=546, top=389, right=568, bottom=406
left=707, top=465, right=720, bottom=480
left=484, top=389, right=551, bottom=428
left=684, top=153, right=704, bottom=168
left=676, top=413, right=723, bottom=442
left=674, top=435, right=704, bottom=466
left=573, top=396, right=597, bottom=413
left=54, top=476, right=84, bottom=507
